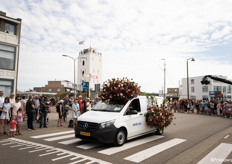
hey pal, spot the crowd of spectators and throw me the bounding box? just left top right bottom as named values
left=167, top=98, right=232, bottom=118
left=0, top=91, right=101, bottom=137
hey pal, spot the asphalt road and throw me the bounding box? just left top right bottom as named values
left=0, top=112, right=231, bottom=164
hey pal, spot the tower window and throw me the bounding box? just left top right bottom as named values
left=82, top=61, right=85, bottom=66
left=82, top=71, right=84, bottom=75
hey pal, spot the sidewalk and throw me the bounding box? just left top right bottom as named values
left=0, top=107, right=74, bottom=138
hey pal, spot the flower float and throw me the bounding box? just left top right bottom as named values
left=145, top=104, right=174, bottom=130
left=100, top=77, right=141, bottom=104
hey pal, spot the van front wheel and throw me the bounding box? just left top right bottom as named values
left=114, top=129, right=126, bottom=146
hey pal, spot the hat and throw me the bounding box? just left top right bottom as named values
left=59, top=100, right=64, bottom=103
left=75, top=97, right=79, bottom=100
left=79, top=95, right=82, bottom=98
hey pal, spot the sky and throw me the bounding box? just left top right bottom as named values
left=1, top=0, right=232, bottom=93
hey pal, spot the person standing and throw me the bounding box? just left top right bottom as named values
left=72, top=98, right=79, bottom=129
left=217, top=102, right=221, bottom=116
left=40, top=97, right=49, bottom=128
left=9, top=93, right=15, bottom=104
left=0, top=91, right=4, bottom=109
left=11, top=96, right=21, bottom=119
left=57, top=100, right=64, bottom=127
left=20, top=96, right=27, bottom=121
left=16, top=108, right=23, bottom=135
left=86, top=98, right=91, bottom=112
left=33, top=95, right=40, bottom=121
left=78, top=95, right=83, bottom=115
left=0, top=97, right=11, bottom=135
left=26, top=96, right=35, bottom=130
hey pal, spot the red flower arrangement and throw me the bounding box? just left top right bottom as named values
left=145, top=105, right=174, bottom=130
left=100, top=78, right=141, bottom=104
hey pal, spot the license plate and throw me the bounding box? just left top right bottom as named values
left=80, top=131, right=90, bottom=136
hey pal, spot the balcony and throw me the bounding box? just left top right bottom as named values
left=0, top=31, right=19, bottom=45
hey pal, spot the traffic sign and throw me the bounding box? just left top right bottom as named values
left=82, top=82, right=87, bottom=90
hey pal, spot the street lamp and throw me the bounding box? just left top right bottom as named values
left=187, top=58, right=195, bottom=100
left=161, top=59, right=166, bottom=100
left=62, top=55, right=78, bottom=98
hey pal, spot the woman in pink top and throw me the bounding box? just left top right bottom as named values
left=217, top=102, right=221, bottom=116
left=9, top=116, right=17, bottom=137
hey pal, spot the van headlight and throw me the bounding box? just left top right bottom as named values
left=99, top=120, right=115, bottom=129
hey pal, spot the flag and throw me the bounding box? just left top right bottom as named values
left=79, top=41, right=84, bottom=45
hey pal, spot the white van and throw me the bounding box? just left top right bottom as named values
left=75, top=96, right=164, bottom=146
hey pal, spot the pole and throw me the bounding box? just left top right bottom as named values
left=187, top=60, right=189, bottom=100
left=164, top=61, right=166, bottom=99
left=74, top=59, right=76, bottom=98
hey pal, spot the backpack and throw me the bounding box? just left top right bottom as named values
left=56, top=103, right=60, bottom=112
left=68, top=119, right=73, bottom=128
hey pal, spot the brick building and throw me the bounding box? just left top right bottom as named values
left=34, top=80, right=75, bottom=93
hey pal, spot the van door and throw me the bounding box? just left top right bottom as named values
left=123, top=99, right=145, bottom=137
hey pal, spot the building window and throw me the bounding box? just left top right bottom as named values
left=0, top=79, right=14, bottom=97
left=191, top=87, right=195, bottom=93
left=48, top=88, right=52, bottom=92
left=82, top=61, right=85, bottom=66
left=82, top=71, right=84, bottom=75
left=213, top=86, right=222, bottom=92
left=227, top=85, right=232, bottom=93
left=57, top=88, right=61, bottom=92
left=202, top=86, right=208, bottom=92
left=223, top=86, right=226, bottom=93
left=0, top=44, right=16, bottom=70
left=191, top=79, right=194, bottom=85
left=4, top=22, right=16, bottom=35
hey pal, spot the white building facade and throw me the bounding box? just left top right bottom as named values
left=0, top=11, right=22, bottom=97
left=179, top=75, right=232, bottom=100
left=77, top=48, right=102, bottom=91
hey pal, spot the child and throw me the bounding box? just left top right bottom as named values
left=16, top=108, right=23, bottom=135
left=9, top=116, right=17, bottom=137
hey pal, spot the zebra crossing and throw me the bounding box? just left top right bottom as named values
left=1, top=130, right=231, bottom=163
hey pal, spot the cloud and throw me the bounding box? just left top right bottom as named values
left=1, top=0, right=232, bottom=92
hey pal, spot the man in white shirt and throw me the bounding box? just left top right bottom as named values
left=0, top=91, right=4, bottom=108
left=11, top=96, right=21, bottom=117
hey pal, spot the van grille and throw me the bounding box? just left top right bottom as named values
left=78, top=121, right=99, bottom=130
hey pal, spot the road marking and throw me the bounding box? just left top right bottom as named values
left=31, top=130, right=74, bottom=139
left=224, top=135, right=230, bottom=139
left=99, top=135, right=164, bottom=155
left=0, top=140, right=9, bottom=143
left=124, top=138, right=186, bottom=163
left=19, top=146, right=37, bottom=150
left=9, top=138, right=112, bottom=164
left=39, top=150, right=60, bottom=156
left=59, top=138, right=81, bottom=145
left=11, top=144, right=27, bottom=147
left=57, top=152, right=66, bottom=156
left=52, top=154, right=72, bottom=161
left=29, top=148, right=51, bottom=153
left=197, top=143, right=232, bottom=164
left=76, top=143, right=102, bottom=150
left=44, top=134, right=74, bottom=141
left=2, top=142, right=15, bottom=146
left=69, top=158, right=87, bottom=164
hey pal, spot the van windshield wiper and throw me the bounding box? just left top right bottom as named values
left=92, top=109, right=117, bottom=112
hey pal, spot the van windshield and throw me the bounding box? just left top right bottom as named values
left=92, top=101, right=125, bottom=112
